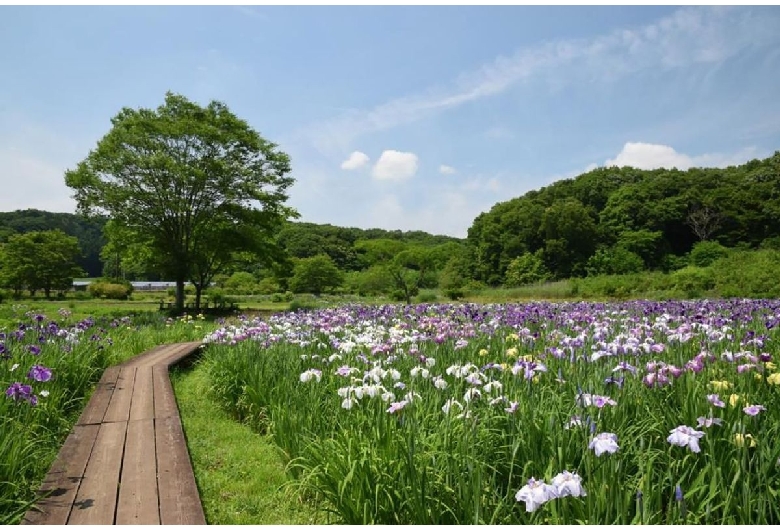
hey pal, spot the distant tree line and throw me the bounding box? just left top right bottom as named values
left=1, top=151, right=779, bottom=301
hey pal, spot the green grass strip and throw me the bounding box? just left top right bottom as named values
left=171, top=362, right=326, bottom=525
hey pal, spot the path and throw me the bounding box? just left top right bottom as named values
left=22, top=342, right=206, bottom=525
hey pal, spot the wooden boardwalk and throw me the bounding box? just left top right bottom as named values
left=22, top=342, right=206, bottom=525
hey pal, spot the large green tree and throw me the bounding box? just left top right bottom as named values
left=65, top=92, right=297, bottom=311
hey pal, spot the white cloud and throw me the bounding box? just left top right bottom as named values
left=439, top=164, right=457, bottom=175
left=604, top=142, right=761, bottom=170
left=295, top=7, right=780, bottom=154
left=340, top=150, right=370, bottom=170
left=372, top=150, right=418, bottom=181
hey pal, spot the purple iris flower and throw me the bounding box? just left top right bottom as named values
left=743, top=404, right=766, bottom=416
left=6, top=382, right=34, bottom=403
left=27, top=365, right=53, bottom=382
left=27, top=345, right=41, bottom=356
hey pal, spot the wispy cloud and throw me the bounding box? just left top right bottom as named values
left=233, top=6, right=267, bottom=21
left=294, top=7, right=780, bottom=156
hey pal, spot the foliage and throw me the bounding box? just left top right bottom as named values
left=669, top=266, right=716, bottom=298
left=65, top=92, right=297, bottom=311
left=711, top=250, right=780, bottom=299
left=289, top=255, right=344, bottom=296
left=386, top=248, right=435, bottom=304
left=586, top=246, right=645, bottom=277
left=467, top=153, right=780, bottom=285
left=0, top=209, right=106, bottom=278
left=87, top=281, right=133, bottom=300
left=689, top=241, right=731, bottom=268
left=0, top=230, right=83, bottom=298
left=224, top=271, right=259, bottom=294
left=505, top=250, right=551, bottom=286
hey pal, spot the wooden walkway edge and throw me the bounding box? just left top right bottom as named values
left=22, top=342, right=206, bottom=526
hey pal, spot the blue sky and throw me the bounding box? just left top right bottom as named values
left=1, top=6, right=779, bottom=237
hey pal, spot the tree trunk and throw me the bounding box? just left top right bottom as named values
left=194, top=284, right=203, bottom=311
left=175, top=278, right=185, bottom=313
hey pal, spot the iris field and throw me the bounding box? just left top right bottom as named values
left=202, top=300, right=780, bottom=524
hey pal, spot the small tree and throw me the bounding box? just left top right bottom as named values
left=0, top=230, right=83, bottom=298
left=289, top=254, right=344, bottom=295
left=687, top=205, right=722, bottom=241
left=387, top=248, right=435, bottom=305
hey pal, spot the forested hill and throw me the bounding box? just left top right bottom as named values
left=0, top=209, right=107, bottom=277
left=0, top=209, right=462, bottom=278
left=276, top=222, right=463, bottom=271
left=466, top=151, right=780, bottom=285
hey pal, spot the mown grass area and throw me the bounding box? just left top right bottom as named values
left=171, top=362, right=327, bottom=525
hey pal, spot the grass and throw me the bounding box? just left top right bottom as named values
left=170, top=362, right=326, bottom=525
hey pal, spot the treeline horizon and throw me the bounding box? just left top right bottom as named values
left=1, top=151, right=779, bottom=299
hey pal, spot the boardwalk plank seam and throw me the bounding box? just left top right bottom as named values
left=22, top=341, right=205, bottom=526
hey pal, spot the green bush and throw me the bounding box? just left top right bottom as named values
left=689, top=241, right=731, bottom=268
left=224, top=271, right=258, bottom=294
left=711, top=250, right=780, bottom=298
left=444, top=288, right=465, bottom=300
left=415, top=290, right=438, bottom=303
left=256, top=277, right=280, bottom=295
left=670, top=266, right=715, bottom=298
left=87, top=282, right=132, bottom=300
left=585, top=246, right=644, bottom=276
left=505, top=251, right=550, bottom=286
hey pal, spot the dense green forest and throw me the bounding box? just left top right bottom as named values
left=0, top=210, right=107, bottom=277
left=467, top=151, right=780, bottom=284
left=1, top=151, right=779, bottom=301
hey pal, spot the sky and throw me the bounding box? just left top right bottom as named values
left=1, top=5, right=779, bottom=237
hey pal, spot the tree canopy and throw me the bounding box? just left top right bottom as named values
left=65, top=92, right=297, bottom=310
left=0, top=230, right=83, bottom=298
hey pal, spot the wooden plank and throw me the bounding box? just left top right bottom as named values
left=118, top=344, right=166, bottom=369
left=21, top=424, right=100, bottom=525
left=68, top=421, right=127, bottom=525
left=115, top=419, right=160, bottom=525
left=156, top=416, right=206, bottom=525
left=76, top=366, right=121, bottom=426
left=149, top=342, right=199, bottom=369
left=103, top=368, right=136, bottom=423
left=129, top=366, right=154, bottom=421
left=158, top=341, right=202, bottom=368
left=153, top=365, right=178, bottom=420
